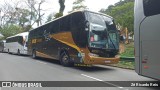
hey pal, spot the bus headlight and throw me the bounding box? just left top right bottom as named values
left=89, top=53, right=99, bottom=57
left=115, top=55, right=120, bottom=58
left=78, top=53, right=85, bottom=57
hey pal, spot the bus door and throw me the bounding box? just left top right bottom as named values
left=24, top=35, right=28, bottom=51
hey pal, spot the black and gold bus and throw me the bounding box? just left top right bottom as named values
left=28, top=10, right=120, bottom=66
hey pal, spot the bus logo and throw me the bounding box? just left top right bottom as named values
left=43, top=30, right=51, bottom=41
left=2, top=82, right=11, bottom=87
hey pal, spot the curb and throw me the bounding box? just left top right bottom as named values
left=108, top=65, right=135, bottom=70
left=120, top=56, right=135, bottom=61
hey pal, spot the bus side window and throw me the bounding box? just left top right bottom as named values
left=143, top=0, right=160, bottom=16
left=71, top=12, right=87, bottom=47
left=60, top=16, right=71, bottom=32
left=50, top=20, right=60, bottom=34
left=71, top=12, right=85, bottom=30
left=38, top=27, right=45, bottom=38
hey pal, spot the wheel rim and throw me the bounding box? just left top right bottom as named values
left=62, top=54, right=69, bottom=64
left=18, top=50, right=20, bottom=55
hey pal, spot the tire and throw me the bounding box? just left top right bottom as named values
left=32, top=50, right=37, bottom=59
left=8, top=49, right=10, bottom=54
left=17, top=49, right=20, bottom=55
left=60, top=51, right=73, bottom=67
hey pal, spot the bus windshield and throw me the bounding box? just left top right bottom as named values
left=87, top=12, right=118, bottom=49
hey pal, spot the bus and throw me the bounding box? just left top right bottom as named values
left=134, top=0, right=160, bottom=80
left=0, top=40, right=6, bottom=52
left=28, top=10, right=120, bottom=66
left=6, top=32, right=29, bottom=55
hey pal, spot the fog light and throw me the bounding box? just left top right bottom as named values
left=115, top=55, right=120, bottom=58
left=78, top=52, right=85, bottom=57
left=89, top=53, right=99, bottom=57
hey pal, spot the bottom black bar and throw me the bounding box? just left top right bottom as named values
left=0, top=81, right=159, bottom=87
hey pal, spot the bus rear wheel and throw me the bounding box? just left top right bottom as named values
left=32, top=50, right=37, bottom=59
left=60, top=51, right=73, bottom=67
left=8, top=49, right=10, bottom=54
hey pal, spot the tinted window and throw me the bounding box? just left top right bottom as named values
left=143, top=0, right=160, bottom=16
left=17, top=36, right=23, bottom=45
left=36, top=25, right=44, bottom=37
left=60, top=16, right=71, bottom=32
left=72, top=12, right=85, bottom=30
left=88, top=13, right=105, bottom=26
left=6, top=36, right=23, bottom=45
left=71, top=12, right=87, bottom=47
left=50, top=20, right=60, bottom=33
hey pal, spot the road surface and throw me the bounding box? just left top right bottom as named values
left=0, top=53, right=159, bottom=90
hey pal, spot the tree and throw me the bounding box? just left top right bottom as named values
left=0, top=0, right=48, bottom=38
left=55, top=0, right=65, bottom=18
left=72, top=0, right=87, bottom=11
left=26, top=0, right=46, bottom=27
left=0, top=1, right=31, bottom=31
left=59, top=0, right=65, bottom=15
left=15, top=8, right=30, bottom=29
left=0, top=1, right=20, bottom=26
left=46, top=13, right=55, bottom=23
left=100, top=0, right=134, bottom=33
left=0, top=24, right=23, bottom=39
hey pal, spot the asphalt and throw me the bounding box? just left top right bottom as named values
left=0, top=53, right=159, bottom=90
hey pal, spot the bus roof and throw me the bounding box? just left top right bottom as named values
left=6, top=32, right=29, bottom=39
left=29, top=10, right=113, bottom=32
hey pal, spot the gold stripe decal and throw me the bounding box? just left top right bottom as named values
left=48, top=32, right=120, bottom=65
left=36, top=51, right=55, bottom=59
left=49, top=32, right=81, bottom=52
left=49, top=32, right=91, bottom=64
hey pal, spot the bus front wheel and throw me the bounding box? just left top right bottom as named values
left=60, top=51, right=73, bottom=67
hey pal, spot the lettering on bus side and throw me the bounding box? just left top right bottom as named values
left=43, top=30, right=51, bottom=41
left=31, top=39, right=42, bottom=44
left=32, top=39, right=36, bottom=44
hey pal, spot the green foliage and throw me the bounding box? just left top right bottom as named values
left=72, top=0, right=87, bottom=11
left=100, top=0, right=134, bottom=32
left=113, top=61, right=135, bottom=69
left=120, top=42, right=134, bottom=57
left=54, top=13, right=63, bottom=18
left=16, top=8, right=30, bottom=28
left=46, top=13, right=55, bottom=23
left=23, top=25, right=32, bottom=32
left=0, top=25, right=23, bottom=39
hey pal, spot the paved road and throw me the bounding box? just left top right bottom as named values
left=0, top=53, right=159, bottom=90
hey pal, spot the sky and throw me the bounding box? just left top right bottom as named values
left=0, top=0, right=120, bottom=19
left=35, top=0, right=121, bottom=26
left=0, top=0, right=120, bottom=27
left=42, top=0, right=120, bottom=15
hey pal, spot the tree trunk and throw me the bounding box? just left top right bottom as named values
left=59, top=0, right=65, bottom=15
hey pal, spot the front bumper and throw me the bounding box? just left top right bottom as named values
left=84, top=55, right=120, bottom=65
